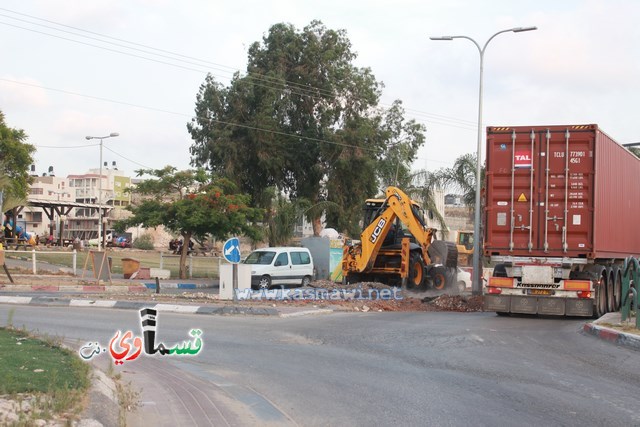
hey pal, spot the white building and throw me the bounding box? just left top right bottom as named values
left=24, top=163, right=132, bottom=241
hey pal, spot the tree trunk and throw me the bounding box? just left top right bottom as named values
left=179, top=231, right=191, bottom=279
left=312, top=216, right=323, bottom=237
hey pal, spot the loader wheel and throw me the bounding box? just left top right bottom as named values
left=431, top=266, right=447, bottom=290
left=408, top=252, right=425, bottom=290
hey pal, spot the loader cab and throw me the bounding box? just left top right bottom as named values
left=362, top=198, right=426, bottom=247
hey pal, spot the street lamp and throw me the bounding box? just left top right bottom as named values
left=85, top=132, right=119, bottom=250
left=431, top=26, right=537, bottom=295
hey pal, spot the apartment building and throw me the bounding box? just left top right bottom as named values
left=23, top=163, right=132, bottom=240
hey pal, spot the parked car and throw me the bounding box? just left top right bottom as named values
left=456, top=267, right=471, bottom=292
left=243, top=247, right=314, bottom=289
left=87, top=232, right=113, bottom=247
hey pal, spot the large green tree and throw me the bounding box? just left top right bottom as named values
left=0, top=111, right=35, bottom=205
left=117, top=167, right=263, bottom=278
left=187, top=21, right=424, bottom=237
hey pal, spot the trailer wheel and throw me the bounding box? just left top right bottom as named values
left=594, top=277, right=607, bottom=318
left=586, top=266, right=607, bottom=318
left=606, top=267, right=616, bottom=313
left=594, top=283, right=607, bottom=318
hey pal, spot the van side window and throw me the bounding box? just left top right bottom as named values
left=275, top=252, right=289, bottom=267
left=291, top=251, right=310, bottom=265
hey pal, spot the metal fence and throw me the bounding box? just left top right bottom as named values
left=2, top=249, right=223, bottom=279
left=622, top=257, right=640, bottom=328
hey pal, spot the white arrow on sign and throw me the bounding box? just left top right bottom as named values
left=225, top=244, right=238, bottom=256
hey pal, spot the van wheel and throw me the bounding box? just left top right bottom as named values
left=258, top=275, right=272, bottom=290
left=301, top=275, right=312, bottom=287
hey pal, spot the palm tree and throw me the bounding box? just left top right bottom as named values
left=404, top=169, right=449, bottom=239
left=0, top=175, right=27, bottom=213
left=433, top=153, right=484, bottom=211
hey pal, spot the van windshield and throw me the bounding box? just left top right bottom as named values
left=244, top=251, right=276, bottom=265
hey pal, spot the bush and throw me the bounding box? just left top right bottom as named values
left=132, top=233, right=155, bottom=250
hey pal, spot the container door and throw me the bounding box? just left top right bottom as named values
left=542, top=128, right=593, bottom=256
left=485, top=126, right=594, bottom=257
left=485, top=129, right=538, bottom=253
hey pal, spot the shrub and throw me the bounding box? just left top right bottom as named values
left=132, top=233, right=154, bottom=250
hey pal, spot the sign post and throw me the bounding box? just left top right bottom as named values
left=223, top=237, right=241, bottom=302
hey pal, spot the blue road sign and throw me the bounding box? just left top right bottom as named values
left=223, top=237, right=241, bottom=264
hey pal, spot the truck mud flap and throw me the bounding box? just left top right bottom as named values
left=485, top=295, right=593, bottom=317
left=484, top=295, right=510, bottom=312
left=565, top=299, right=593, bottom=317
left=537, top=298, right=566, bottom=315
left=510, top=296, right=538, bottom=314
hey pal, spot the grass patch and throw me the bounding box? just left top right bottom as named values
left=0, top=327, right=90, bottom=419
left=598, top=319, right=640, bottom=333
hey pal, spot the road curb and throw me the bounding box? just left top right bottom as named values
left=0, top=282, right=213, bottom=292
left=0, top=295, right=303, bottom=317
left=583, top=321, right=640, bottom=351
left=279, top=308, right=334, bottom=318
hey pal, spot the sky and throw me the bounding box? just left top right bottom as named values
left=1, top=0, right=639, bottom=179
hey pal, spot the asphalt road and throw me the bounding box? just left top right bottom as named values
left=1, top=305, right=639, bottom=426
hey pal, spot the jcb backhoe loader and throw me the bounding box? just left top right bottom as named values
left=341, top=187, right=458, bottom=290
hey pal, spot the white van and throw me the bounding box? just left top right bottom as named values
left=243, top=247, right=314, bottom=289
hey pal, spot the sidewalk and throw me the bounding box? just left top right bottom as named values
left=0, top=274, right=338, bottom=318
left=0, top=274, right=334, bottom=426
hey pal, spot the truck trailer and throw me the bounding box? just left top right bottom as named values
left=483, top=124, right=640, bottom=317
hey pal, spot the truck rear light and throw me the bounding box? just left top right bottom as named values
left=564, top=280, right=591, bottom=291
left=577, top=291, right=591, bottom=299
left=488, top=277, right=514, bottom=288
left=487, top=287, right=502, bottom=294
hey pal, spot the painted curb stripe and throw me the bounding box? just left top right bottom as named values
left=0, top=296, right=32, bottom=304
left=113, top=301, right=149, bottom=310
left=70, top=300, right=117, bottom=308
left=143, top=283, right=207, bottom=289
left=584, top=323, right=640, bottom=350
left=154, top=304, right=199, bottom=313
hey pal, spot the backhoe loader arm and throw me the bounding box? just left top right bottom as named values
left=343, top=186, right=435, bottom=273
left=383, top=187, right=435, bottom=265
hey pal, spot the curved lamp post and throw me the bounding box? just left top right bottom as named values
left=430, top=26, right=537, bottom=295
left=85, top=132, right=119, bottom=250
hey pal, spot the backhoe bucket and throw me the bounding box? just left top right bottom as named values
left=428, top=241, right=458, bottom=269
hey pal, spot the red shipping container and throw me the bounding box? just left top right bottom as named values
left=484, top=124, right=640, bottom=260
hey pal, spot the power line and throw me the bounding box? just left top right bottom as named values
left=0, top=6, right=480, bottom=130
left=35, top=143, right=99, bottom=149
left=0, top=11, right=339, bottom=101
left=103, top=145, right=153, bottom=170
left=0, top=78, right=377, bottom=153
left=0, top=19, right=345, bottom=104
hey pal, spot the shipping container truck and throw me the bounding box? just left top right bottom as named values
left=483, top=124, right=640, bottom=317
